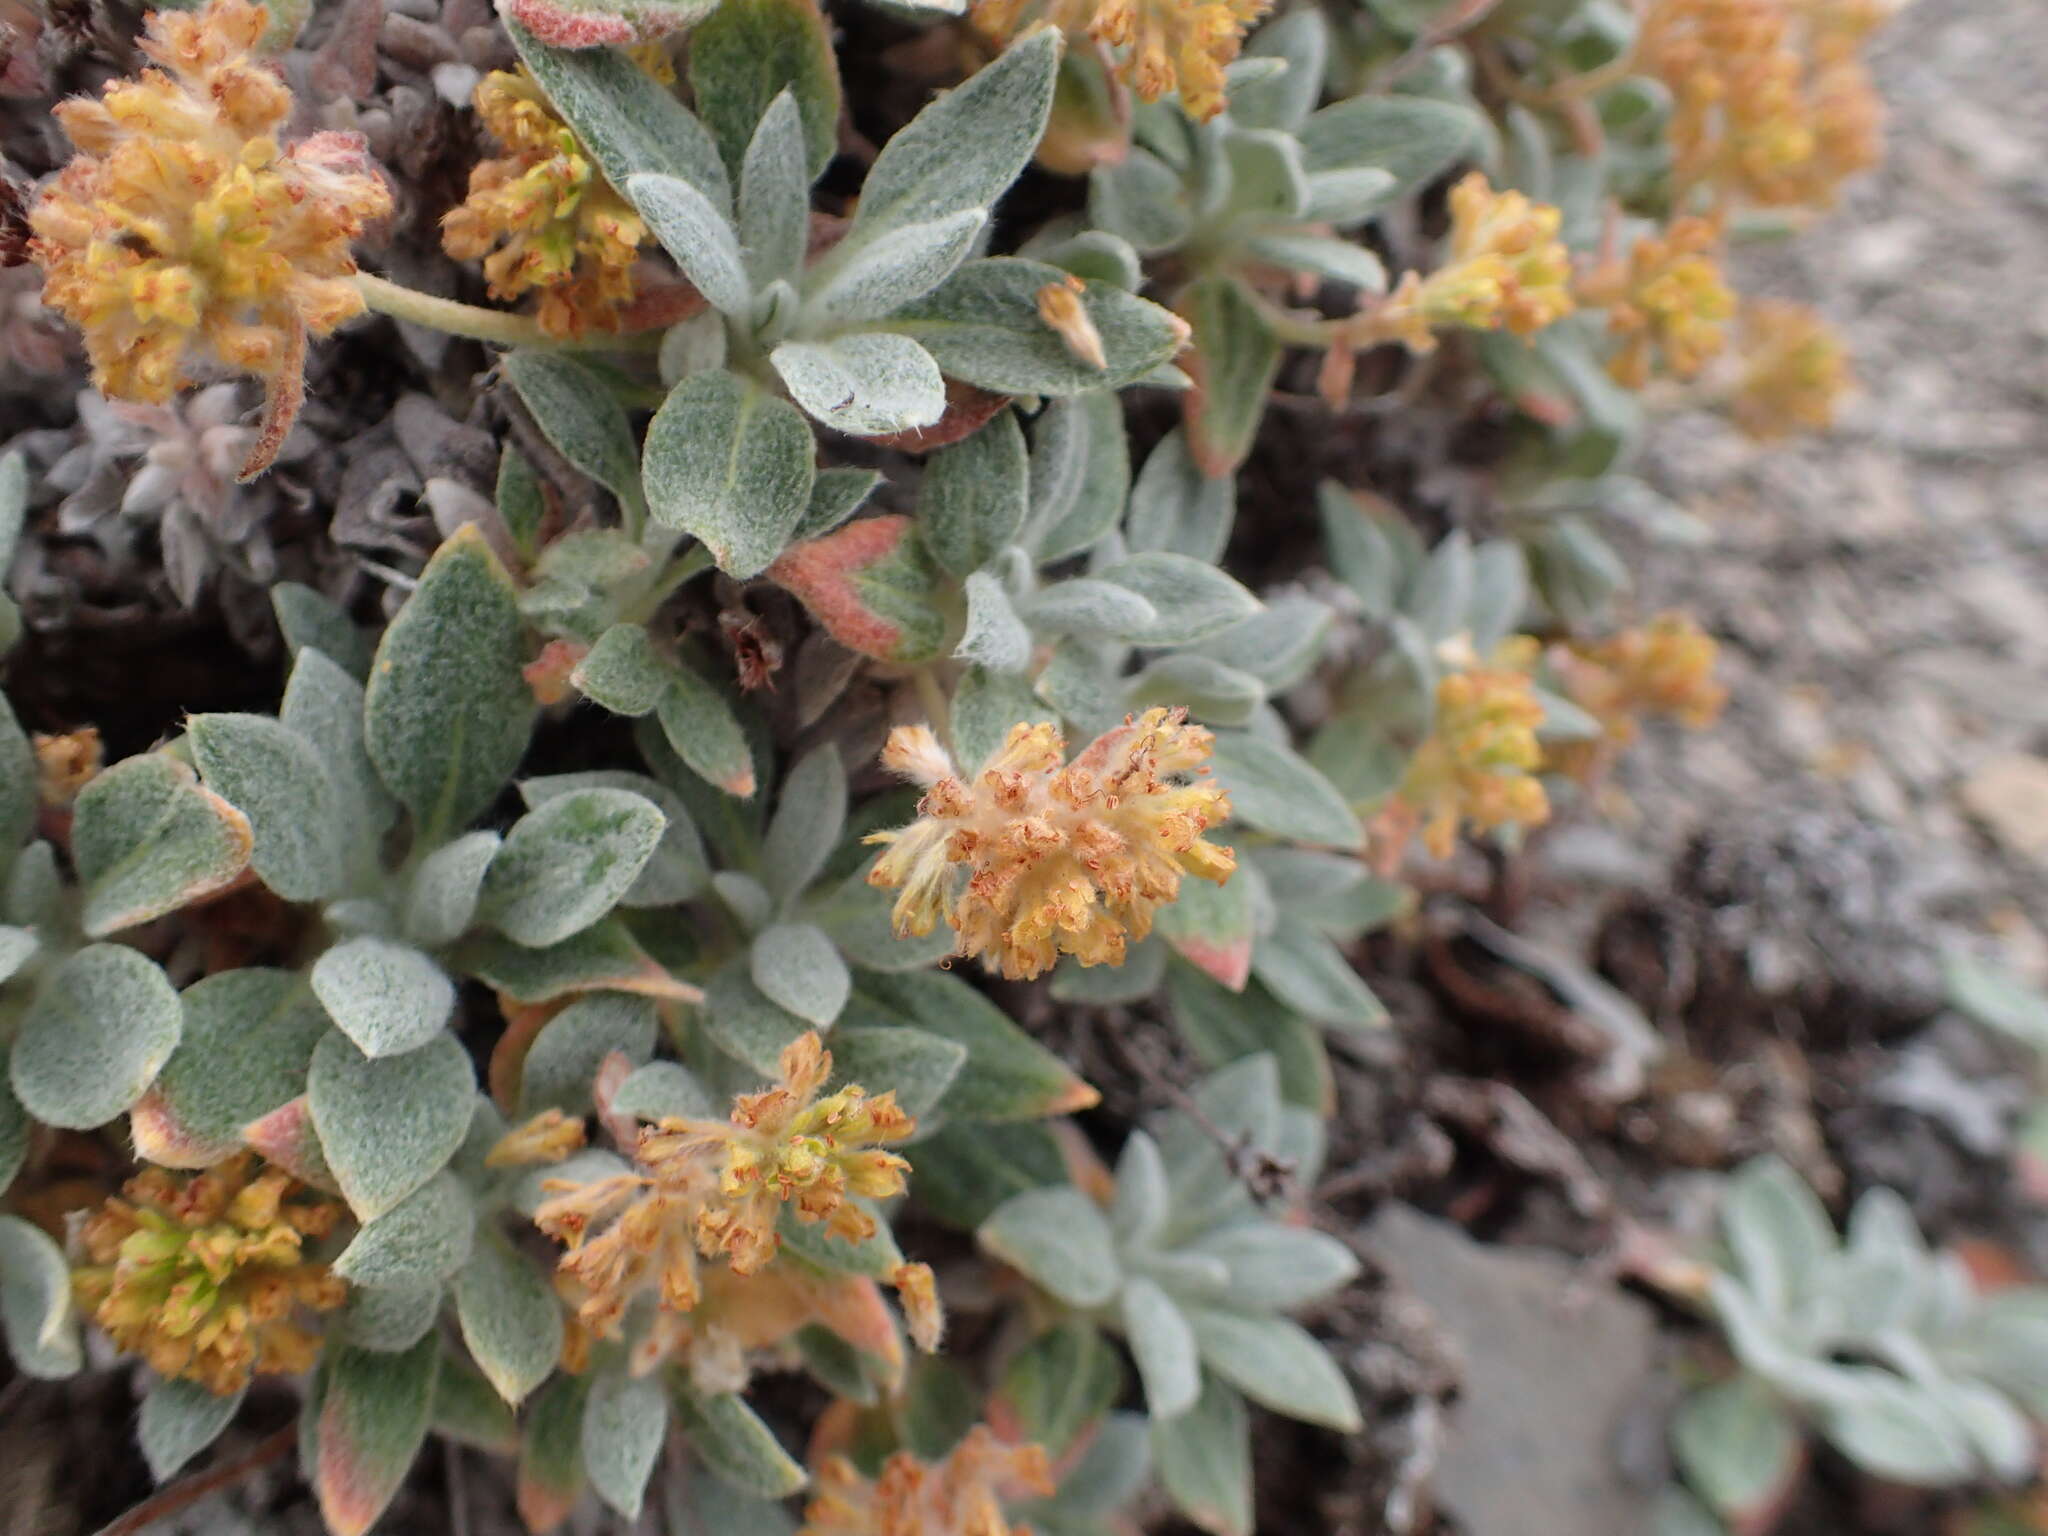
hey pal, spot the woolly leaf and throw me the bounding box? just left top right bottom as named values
left=1179, top=275, right=1280, bottom=478
left=1250, top=925, right=1385, bottom=1028
left=1096, top=553, right=1260, bottom=645
left=457, top=1229, right=564, bottom=1406
left=1151, top=1374, right=1252, bottom=1536
left=1128, top=427, right=1235, bottom=563
left=189, top=712, right=346, bottom=902
left=807, top=210, right=986, bottom=324
left=998, top=1321, right=1124, bottom=1457
left=768, top=515, right=948, bottom=664
left=139, top=1378, right=245, bottom=1481
left=309, top=1030, right=476, bottom=1220
left=1182, top=1306, right=1360, bottom=1430
left=628, top=172, right=753, bottom=316
left=761, top=744, right=846, bottom=906
left=1123, top=1276, right=1202, bottom=1419
left=671, top=1386, right=808, bottom=1499
left=71, top=754, right=252, bottom=937
left=655, top=659, right=759, bottom=797
left=139, top=968, right=327, bottom=1166
left=1026, top=390, right=1129, bottom=561
left=0, top=1215, right=80, bottom=1379
left=517, top=993, right=658, bottom=1116
left=771, top=334, right=948, bottom=438
left=920, top=408, right=1028, bottom=577
left=0, top=1073, right=24, bottom=1195
left=481, top=788, right=667, bottom=948
left=980, top=1187, right=1120, bottom=1306
left=1208, top=730, right=1359, bottom=846
left=339, top=1282, right=442, bottom=1353
left=333, top=1171, right=476, bottom=1288
left=644, top=369, right=817, bottom=578
left=272, top=582, right=374, bottom=681
left=1672, top=1376, right=1802, bottom=1523
left=705, top=960, right=811, bottom=1075
left=497, top=0, right=715, bottom=47
left=688, top=0, right=840, bottom=179
left=364, top=527, right=535, bottom=844
left=460, top=919, right=696, bottom=1005
left=1297, top=95, right=1482, bottom=193
left=281, top=647, right=395, bottom=876
left=852, top=970, right=1097, bottom=1120
left=827, top=1025, right=965, bottom=1122
left=584, top=1370, right=668, bottom=1519
left=313, top=937, right=457, bottom=1058
left=11, top=944, right=179, bottom=1130
left=315, top=1335, right=439, bottom=1536
left=572, top=625, right=670, bottom=718
left=402, top=831, right=501, bottom=949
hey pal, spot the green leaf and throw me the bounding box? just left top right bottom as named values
left=518, top=993, right=658, bottom=1116
left=71, top=753, right=252, bottom=937
left=980, top=1187, right=1121, bottom=1307
left=950, top=666, right=1044, bottom=771
left=1126, top=653, right=1264, bottom=726
left=502, top=351, right=648, bottom=519
left=1181, top=1306, right=1360, bottom=1430
left=523, top=772, right=706, bottom=907
left=339, top=1282, right=442, bottom=1353
left=910, top=1119, right=1066, bottom=1229
left=272, top=582, right=374, bottom=681
left=1721, top=1156, right=1835, bottom=1316
left=828, top=1025, right=966, bottom=1121
left=1297, top=94, right=1481, bottom=193
left=1123, top=1276, right=1201, bottom=1419
left=1000, top=1322, right=1124, bottom=1457
left=1232, top=7, right=1328, bottom=132
left=750, top=921, right=850, bottom=1028
left=309, top=1030, right=476, bottom=1220
left=432, top=1346, right=520, bottom=1453
left=511, top=21, right=729, bottom=214
left=1127, top=428, right=1234, bottom=563
left=572, top=625, right=671, bottom=718
left=314, top=1335, right=439, bottom=1536
left=1672, top=1376, right=1801, bottom=1522
left=771, top=334, right=947, bottom=438
left=767, top=514, right=949, bottom=665
left=848, top=30, right=1057, bottom=245
left=738, top=92, right=812, bottom=288
left=644, top=369, right=816, bottom=579
left=517, top=1374, right=590, bottom=1530
left=892, top=258, right=1190, bottom=396
left=401, top=831, right=501, bottom=948
left=496, top=445, right=547, bottom=561
left=956, top=572, right=1032, bottom=673
left=1151, top=1374, right=1252, bottom=1536
left=0, top=924, right=32, bottom=986
left=333, top=1171, right=476, bottom=1288
left=1027, top=390, right=1130, bottom=562
left=1244, top=229, right=1387, bottom=289
left=628, top=172, right=753, bottom=316
left=460, top=918, right=689, bottom=1004
left=11, top=943, right=180, bottom=1130
left=671, top=1385, right=808, bottom=1499
left=141, top=968, right=326, bottom=1164
left=0, top=1214, right=80, bottom=1378
left=1250, top=925, right=1386, bottom=1028
left=456, top=1229, right=565, bottom=1406
left=1087, top=148, right=1193, bottom=254
left=0, top=1072, right=26, bottom=1195
left=313, top=937, right=456, bottom=1059
left=1945, top=949, right=2048, bottom=1053
left=1209, top=730, right=1359, bottom=845
left=793, top=466, right=883, bottom=543
left=762, top=744, right=845, bottom=905
left=705, top=960, right=811, bottom=1075
left=807, top=210, right=986, bottom=324
left=1218, top=126, right=1308, bottom=223
left=851, top=970, right=1096, bottom=1119
left=140, top=1378, right=245, bottom=1481
left=687, top=0, right=840, bottom=179
left=920, top=408, right=1028, bottom=578
left=189, top=712, right=345, bottom=902
left=1096, top=552, right=1260, bottom=645
left=655, top=660, right=758, bottom=798
left=497, top=0, right=716, bottom=47
left=0, top=693, right=28, bottom=860
left=280, top=647, right=395, bottom=876
left=1820, top=1369, right=1979, bottom=1485
left=1164, top=963, right=1328, bottom=1108
left=364, top=526, right=535, bottom=844
left=1183, top=1224, right=1358, bottom=1311
left=584, top=1370, right=669, bottom=1519
left=481, top=787, right=667, bottom=948
left=612, top=1060, right=718, bottom=1121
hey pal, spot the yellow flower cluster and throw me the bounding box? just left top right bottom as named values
left=29, top=0, right=390, bottom=479
left=1639, top=0, right=1889, bottom=210
left=1394, top=653, right=1552, bottom=861
left=803, top=1426, right=1054, bottom=1536
left=974, top=0, right=1269, bottom=121
left=442, top=68, right=649, bottom=338
left=1368, top=173, right=1575, bottom=356
left=1577, top=216, right=1738, bottom=387
left=1729, top=297, right=1851, bottom=439
left=535, top=1032, right=918, bottom=1359
left=1548, top=613, right=1727, bottom=780
left=71, top=1154, right=347, bottom=1394
left=866, top=708, right=1236, bottom=981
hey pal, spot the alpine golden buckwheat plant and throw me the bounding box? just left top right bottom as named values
left=0, top=0, right=1903, bottom=1528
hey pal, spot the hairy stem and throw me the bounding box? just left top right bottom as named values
left=352, top=274, right=658, bottom=353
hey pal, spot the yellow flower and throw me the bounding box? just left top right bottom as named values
left=1548, top=612, right=1726, bottom=780
left=71, top=1154, right=347, bottom=1394
left=1366, top=173, right=1575, bottom=356
left=1392, top=652, right=1550, bottom=860
left=29, top=0, right=390, bottom=479
left=441, top=68, right=649, bottom=338
left=802, top=1426, right=1055, bottom=1536
left=535, top=1032, right=914, bottom=1346
left=1577, top=216, right=1738, bottom=387
left=866, top=707, right=1236, bottom=982
left=1639, top=0, right=1890, bottom=210
left=973, top=0, right=1268, bottom=121
left=1729, top=298, right=1850, bottom=439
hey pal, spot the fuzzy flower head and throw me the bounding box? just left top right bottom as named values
left=1639, top=0, right=1890, bottom=210
left=1730, top=298, right=1851, bottom=439
left=1368, top=174, right=1575, bottom=355
left=441, top=68, right=648, bottom=338
left=803, top=1427, right=1055, bottom=1536
left=70, top=1154, right=346, bottom=1394
left=866, top=707, right=1236, bottom=981
left=974, top=0, right=1268, bottom=121
left=29, top=0, right=390, bottom=479
left=1578, top=216, right=1738, bottom=388
left=535, top=1032, right=914, bottom=1353
left=1548, top=612, right=1725, bottom=781
left=1393, top=652, right=1550, bottom=860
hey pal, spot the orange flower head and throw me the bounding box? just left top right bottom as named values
left=1548, top=612, right=1727, bottom=781
left=1394, top=650, right=1550, bottom=860
left=803, top=1426, right=1055, bottom=1536
left=1367, top=173, right=1575, bottom=355
left=866, top=707, right=1236, bottom=981
left=973, top=0, right=1268, bottom=121
left=441, top=68, right=649, bottom=338
left=29, top=0, right=390, bottom=478
left=71, top=1153, right=347, bottom=1394
left=1578, top=216, right=1738, bottom=387
left=1730, top=298, right=1851, bottom=439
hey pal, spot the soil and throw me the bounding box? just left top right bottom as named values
left=2, top=0, right=2045, bottom=1532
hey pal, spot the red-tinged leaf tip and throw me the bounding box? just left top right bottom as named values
left=811, top=1275, right=904, bottom=1380
left=487, top=1000, right=560, bottom=1113
left=767, top=517, right=913, bottom=660
left=501, top=0, right=637, bottom=46
left=316, top=1414, right=395, bottom=1536
left=863, top=380, right=1011, bottom=453
left=1046, top=1076, right=1103, bottom=1116
left=720, top=766, right=758, bottom=799
left=517, top=1477, right=580, bottom=1536
left=243, top=1096, right=339, bottom=1191
left=128, top=1085, right=231, bottom=1168
left=1169, top=934, right=1253, bottom=992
